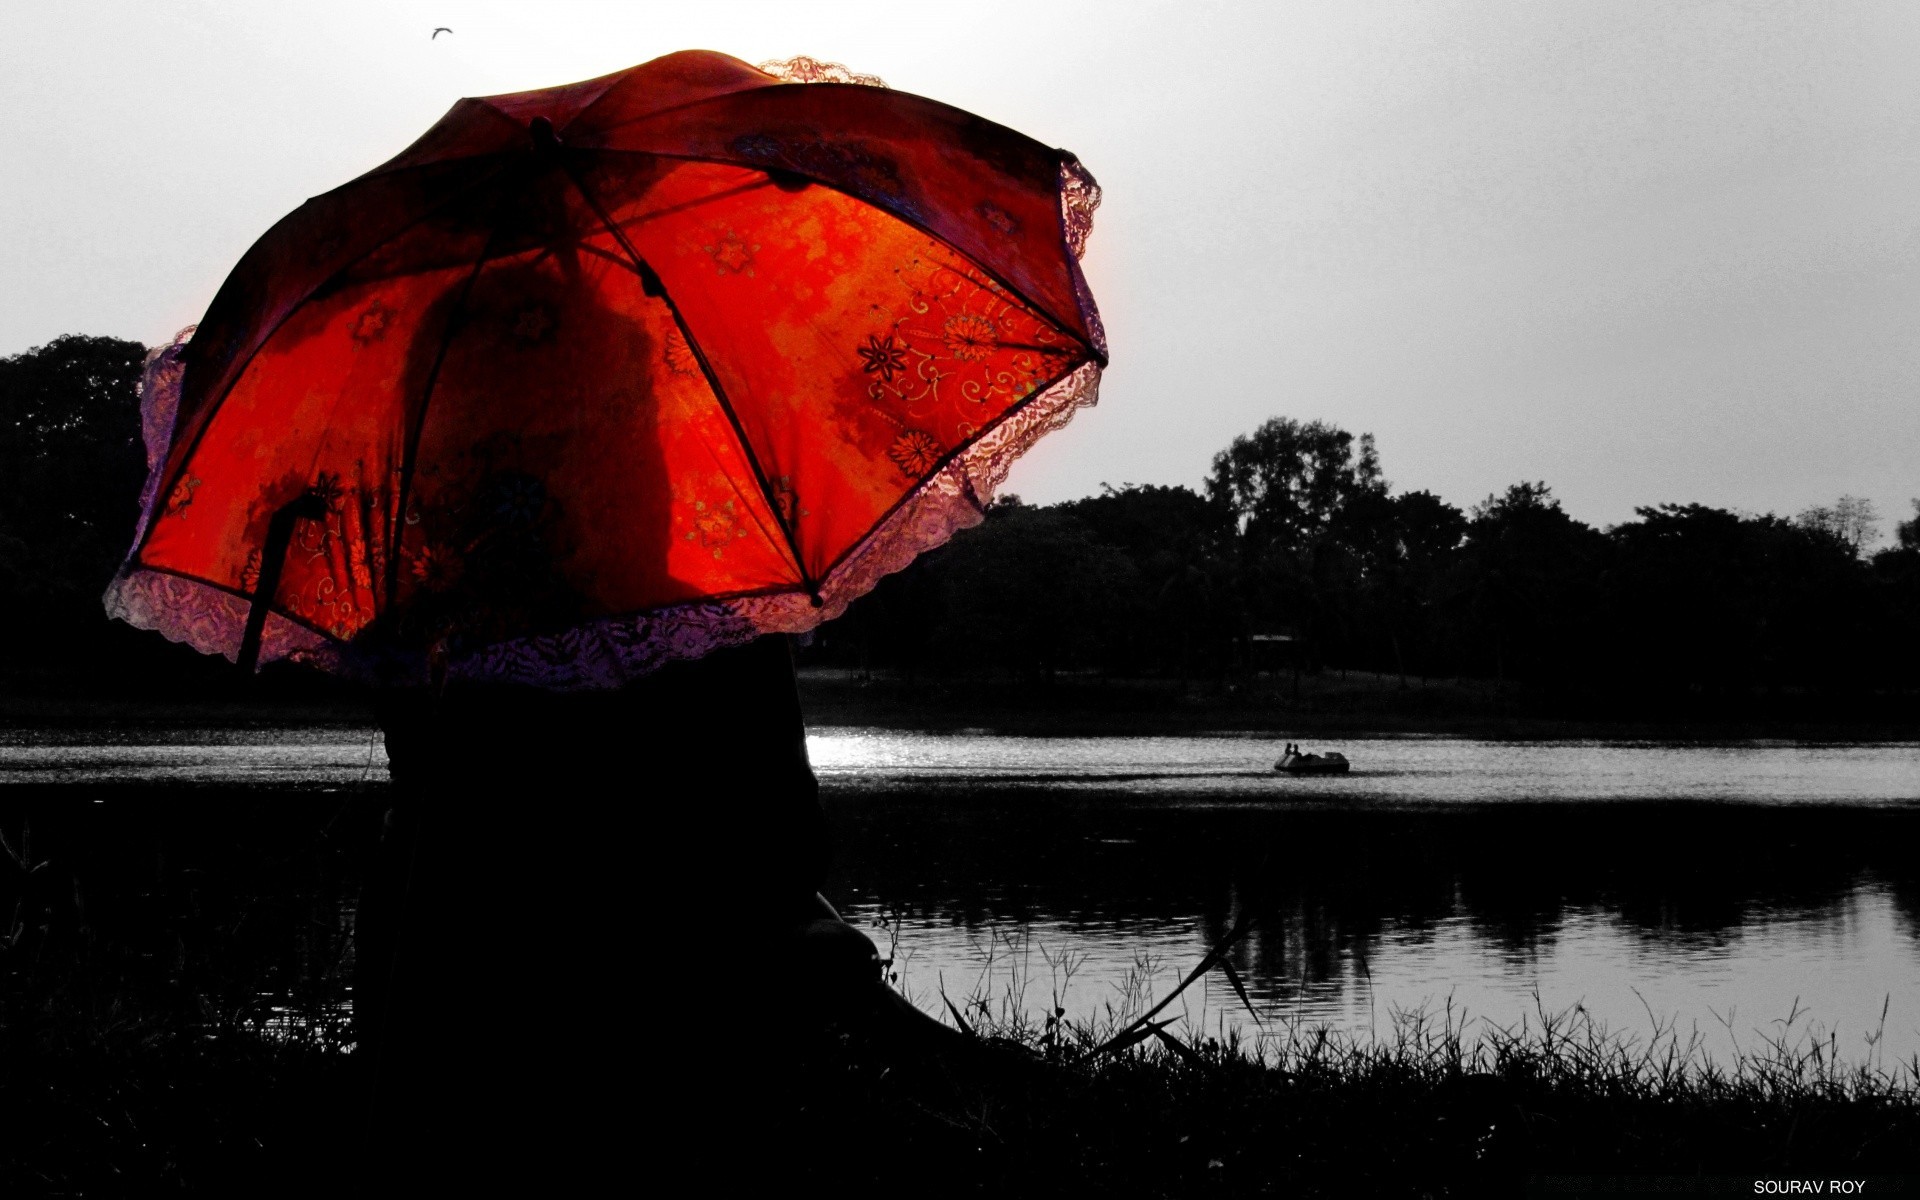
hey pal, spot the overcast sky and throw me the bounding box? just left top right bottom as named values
left=6, top=0, right=1917, bottom=534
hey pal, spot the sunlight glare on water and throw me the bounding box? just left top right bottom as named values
left=4, top=727, right=1914, bottom=804
left=807, top=730, right=1920, bottom=1068
left=806, top=729, right=1920, bottom=805
left=6, top=725, right=1917, bottom=1068
left=0, top=727, right=385, bottom=785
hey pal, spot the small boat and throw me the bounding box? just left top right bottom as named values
left=1274, top=749, right=1350, bottom=775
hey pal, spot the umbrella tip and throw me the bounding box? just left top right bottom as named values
left=529, top=116, right=561, bottom=152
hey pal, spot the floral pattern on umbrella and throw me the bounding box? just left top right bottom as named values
left=104, top=50, right=1105, bottom=688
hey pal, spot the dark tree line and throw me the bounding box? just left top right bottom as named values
left=826, top=417, right=1920, bottom=714
left=4, top=335, right=1917, bottom=713
left=0, top=336, right=153, bottom=683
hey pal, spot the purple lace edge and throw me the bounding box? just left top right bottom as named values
left=103, top=108, right=1105, bottom=690
left=104, top=361, right=1101, bottom=689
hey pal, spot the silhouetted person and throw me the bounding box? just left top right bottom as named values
left=348, top=246, right=936, bottom=1190
left=357, top=635, right=860, bottom=1186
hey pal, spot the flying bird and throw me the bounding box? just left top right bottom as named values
left=431, top=27, right=452, bottom=38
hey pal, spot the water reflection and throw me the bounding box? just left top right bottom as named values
left=4, top=727, right=1917, bottom=1066
left=822, top=781, right=1920, bottom=1066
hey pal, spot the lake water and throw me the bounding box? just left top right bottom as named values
left=809, top=730, right=1920, bottom=805
left=5, top=727, right=1918, bottom=1067
left=812, top=731, right=1920, bottom=1070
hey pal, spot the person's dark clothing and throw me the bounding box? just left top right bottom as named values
left=354, top=635, right=827, bottom=1189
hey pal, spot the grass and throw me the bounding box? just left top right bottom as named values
left=3, top=793, right=1917, bottom=1196
left=784, top=920, right=1920, bottom=1196
left=1, top=1007, right=356, bottom=1196
left=0, top=799, right=362, bottom=1197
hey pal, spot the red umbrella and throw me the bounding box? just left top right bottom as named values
left=106, top=51, right=1105, bottom=688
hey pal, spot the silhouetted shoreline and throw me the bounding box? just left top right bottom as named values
left=9, top=334, right=1920, bottom=760
left=3, top=661, right=1918, bottom=742
left=796, top=669, right=1920, bottom=741
left=3, top=778, right=1917, bottom=1194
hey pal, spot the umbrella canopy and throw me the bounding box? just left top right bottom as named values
left=106, top=51, right=1105, bottom=688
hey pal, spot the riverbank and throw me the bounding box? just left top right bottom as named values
left=4, top=784, right=1919, bottom=1194
left=780, top=1001, right=1920, bottom=1197
left=4, top=664, right=1916, bottom=742
left=6, top=973, right=1917, bottom=1196
left=796, top=667, right=1920, bottom=741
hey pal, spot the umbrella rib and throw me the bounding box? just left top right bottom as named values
left=605, top=177, right=778, bottom=231
left=810, top=353, right=1091, bottom=587
left=582, top=148, right=1101, bottom=365
left=558, top=158, right=819, bottom=602
left=133, top=561, right=821, bottom=649
left=132, top=564, right=342, bottom=643
left=383, top=230, right=499, bottom=612
left=139, top=159, right=520, bottom=567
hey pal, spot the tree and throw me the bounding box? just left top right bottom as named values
left=1895, top=499, right=1920, bottom=551
left=1606, top=504, right=1772, bottom=699
left=1871, top=502, right=1920, bottom=692
left=930, top=502, right=1144, bottom=676
left=1061, top=484, right=1232, bottom=566
left=0, top=335, right=148, bottom=623
left=1459, top=483, right=1607, bottom=686
left=1365, top=490, right=1468, bottom=682
left=1389, top=490, right=1469, bottom=567
left=1205, top=418, right=1387, bottom=667
left=1795, top=495, right=1880, bottom=557
left=1205, top=418, right=1385, bottom=558
left=1060, top=484, right=1238, bottom=677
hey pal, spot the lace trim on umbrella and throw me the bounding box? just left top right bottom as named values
left=1058, top=159, right=1107, bottom=358
left=801, top=358, right=1103, bottom=618
left=102, top=362, right=1101, bottom=690
left=104, top=568, right=340, bottom=671
left=1059, top=154, right=1101, bottom=262
left=125, top=327, right=195, bottom=554
left=103, top=152, right=1104, bottom=689
left=439, top=361, right=1102, bottom=689
left=757, top=57, right=888, bottom=88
